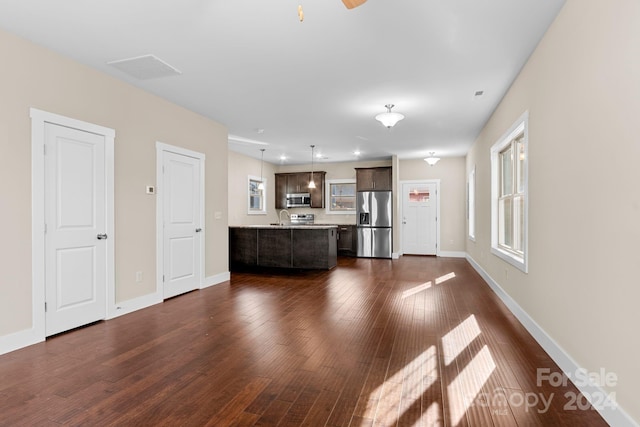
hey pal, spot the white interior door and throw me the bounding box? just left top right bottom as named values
left=402, top=182, right=438, bottom=255
left=163, top=150, right=202, bottom=299
left=45, top=123, right=107, bottom=336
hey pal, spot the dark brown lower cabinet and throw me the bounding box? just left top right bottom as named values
left=257, top=228, right=292, bottom=268
left=229, top=228, right=258, bottom=269
left=337, top=225, right=357, bottom=256
left=229, top=226, right=337, bottom=270
left=292, top=228, right=337, bottom=269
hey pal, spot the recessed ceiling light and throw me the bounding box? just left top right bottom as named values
left=354, top=150, right=361, bottom=156
left=280, top=155, right=287, bottom=160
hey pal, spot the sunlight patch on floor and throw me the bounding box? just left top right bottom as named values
left=447, top=345, right=496, bottom=426
left=442, top=314, right=481, bottom=366
left=401, top=281, right=432, bottom=299
left=363, top=346, right=438, bottom=425
left=435, top=272, right=456, bottom=285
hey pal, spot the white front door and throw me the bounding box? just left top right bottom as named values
left=402, top=182, right=438, bottom=255
left=45, top=123, right=107, bottom=336
left=162, top=150, right=202, bottom=299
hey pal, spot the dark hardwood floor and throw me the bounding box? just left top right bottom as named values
left=0, top=256, right=608, bottom=426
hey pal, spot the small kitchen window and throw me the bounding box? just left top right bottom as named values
left=326, top=179, right=356, bottom=214
left=248, top=175, right=266, bottom=215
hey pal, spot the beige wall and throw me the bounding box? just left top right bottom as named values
left=0, top=29, right=228, bottom=337
left=399, top=157, right=466, bottom=253
left=228, top=150, right=279, bottom=226
left=466, top=0, right=640, bottom=422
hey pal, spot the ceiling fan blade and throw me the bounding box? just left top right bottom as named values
left=342, top=0, right=367, bottom=9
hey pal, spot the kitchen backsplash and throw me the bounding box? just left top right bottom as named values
left=285, top=207, right=356, bottom=225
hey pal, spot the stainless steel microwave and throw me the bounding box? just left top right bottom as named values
left=286, top=193, right=311, bottom=208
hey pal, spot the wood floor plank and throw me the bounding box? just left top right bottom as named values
left=0, top=256, right=609, bottom=426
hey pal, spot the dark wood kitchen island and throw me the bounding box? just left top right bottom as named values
left=229, top=225, right=338, bottom=271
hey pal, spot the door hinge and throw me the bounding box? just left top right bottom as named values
left=43, top=145, right=47, bottom=155
left=163, top=275, right=165, bottom=282
left=45, top=302, right=47, bottom=312
left=44, top=223, right=47, bottom=233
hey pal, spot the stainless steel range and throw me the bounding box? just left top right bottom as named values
left=289, top=213, right=314, bottom=225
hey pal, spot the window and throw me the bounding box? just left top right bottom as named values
left=248, top=175, right=266, bottom=215
left=491, top=112, right=528, bottom=272
left=408, top=186, right=430, bottom=202
left=468, top=166, right=475, bottom=241
left=325, top=179, right=356, bottom=214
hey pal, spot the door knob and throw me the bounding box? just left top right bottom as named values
left=195, top=228, right=202, bottom=233
left=97, top=233, right=108, bottom=240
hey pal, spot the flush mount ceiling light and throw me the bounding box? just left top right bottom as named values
left=309, top=145, right=316, bottom=189
left=258, top=148, right=265, bottom=190
left=424, top=152, right=440, bottom=166
left=375, top=104, right=405, bottom=128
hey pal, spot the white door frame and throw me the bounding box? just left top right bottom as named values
left=31, top=108, right=115, bottom=341
left=155, top=142, right=205, bottom=298
left=399, top=179, right=441, bottom=257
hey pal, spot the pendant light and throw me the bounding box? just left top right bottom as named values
left=258, top=148, right=265, bottom=190
left=424, top=152, right=440, bottom=166
left=308, top=145, right=316, bottom=189
left=375, top=104, right=405, bottom=128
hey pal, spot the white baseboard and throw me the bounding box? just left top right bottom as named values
left=0, top=327, right=43, bottom=356
left=108, top=291, right=162, bottom=320
left=466, top=254, right=639, bottom=427
left=201, top=271, right=230, bottom=289
left=438, top=251, right=466, bottom=258
left=1, top=271, right=231, bottom=355
left=392, top=252, right=401, bottom=259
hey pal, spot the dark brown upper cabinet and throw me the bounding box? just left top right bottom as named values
left=355, top=167, right=392, bottom=191
left=275, top=171, right=326, bottom=209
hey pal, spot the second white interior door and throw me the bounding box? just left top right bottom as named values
left=162, top=150, right=202, bottom=299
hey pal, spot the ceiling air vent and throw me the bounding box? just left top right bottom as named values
left=107, top=54, right=181, bottom=80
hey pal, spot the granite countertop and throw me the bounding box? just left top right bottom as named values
left=230, top=224, right=338, bottom=230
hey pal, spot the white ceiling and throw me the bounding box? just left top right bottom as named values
left=0, top=0, right=565, bottom=165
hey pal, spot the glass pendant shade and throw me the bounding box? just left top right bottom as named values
left=424, top=152, right=440, bottom=166
left=309, top=145, right=316, bottom=189
left=375, top=104, right=404, bottom=128
left=258, top=148, right=265, bottom=189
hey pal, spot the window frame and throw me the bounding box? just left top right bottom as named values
left=247, top=175, right=267, bottom=215
left=490, top=112, right=528, bottom=273
left=325, top=179, right=357, bottom=215
left=468, top=166, right=476, bottom=241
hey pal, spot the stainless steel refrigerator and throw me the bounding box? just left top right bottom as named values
left=357, top=191, right=392, bottom=258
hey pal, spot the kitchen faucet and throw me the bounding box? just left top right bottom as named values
left=278, top=209, right=290, bottom=225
